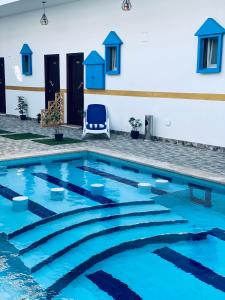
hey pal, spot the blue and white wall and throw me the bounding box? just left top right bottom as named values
left=1, top=0, right=225, bottom=146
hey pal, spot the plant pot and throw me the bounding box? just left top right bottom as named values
left=131, top=130, right=139, bottom=139
left=20, top=115, right=26, bottom=121
left=55, top=133, right=63, bottom=141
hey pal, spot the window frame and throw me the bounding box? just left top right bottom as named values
left=22, top=54, right=32, bottom=75
left=197, top=34, right=223, bottom=74
left=20, top=44, right=33, bottom=76
left=105, top=44, right=121, bottom=75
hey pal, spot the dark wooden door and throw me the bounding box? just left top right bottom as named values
left=0, top=58, right=6, bottom=114
left=67, top=53, right=84, bottom=125
left=44, top=54, right=60, bottom=108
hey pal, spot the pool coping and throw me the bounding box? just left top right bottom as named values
left=0, top=145, right=225, bottom=185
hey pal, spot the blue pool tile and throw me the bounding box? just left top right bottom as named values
left=44, top=231, right=206, bottom=298
left=87, top=270, right=141, bottom=300
left=154, top=247, right=225, bottom=293
left=152, top=173, right=172, bottom=182
left=78, top=166, right=168, bottom=196
left=0, top=184, right=55, bottom=219
left=209, top=228, right=225, bottom=241
left=95, top=159, right=111, bottom=165
left=32, top=173, right=115, bottom=205
left=121, top=165, right=139, bottom=173
left=78, top=166, right=137, bottom=187
left=52, top=157, right=83, bottom=164
left=6, top=162, right=42, bottom=169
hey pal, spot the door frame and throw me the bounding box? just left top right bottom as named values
left=66, top=52, right=84, bottom=125
left=0, top=57, right=6, bottom=114
left=44, top=54, right=60, bottom=108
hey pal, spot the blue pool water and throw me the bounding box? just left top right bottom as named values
left=0, top=151, right=225, bottom=299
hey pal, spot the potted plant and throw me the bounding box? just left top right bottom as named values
left=37, top=113, right=41, bottom=123
left=42, top=105, right=63, bottom=141
left=16, top=96, right=28, bottom=120
left=129, top=117, right=142, bottom=139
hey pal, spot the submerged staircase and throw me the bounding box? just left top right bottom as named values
left=6, top=199, right=208, bottom=299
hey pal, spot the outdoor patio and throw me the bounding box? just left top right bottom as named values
left=0, top=115, right=224, bottom=176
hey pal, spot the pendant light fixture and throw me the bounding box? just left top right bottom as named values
left=122, top=0, right=132, bottom=11
left=40, top=1, right=48, bottom=25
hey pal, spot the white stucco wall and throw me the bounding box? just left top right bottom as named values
left=1, top=0, right=225, bottom=146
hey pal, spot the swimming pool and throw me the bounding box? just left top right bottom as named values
left=0, top=150, right=225, bottom=299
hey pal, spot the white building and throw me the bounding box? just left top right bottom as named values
left=0, top=0, right=225, bottom=147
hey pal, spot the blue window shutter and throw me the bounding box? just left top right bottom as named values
left=195, top=18, right=225, bottom=74
left=20, top=44, right=33, bottom=76
left=83, top=51, right=105, bottom=89
left=103, top=31, right=123, bottom=75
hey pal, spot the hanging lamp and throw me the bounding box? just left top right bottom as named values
left=122, top=0, right=132, bottom=11
left=40, top=1, right=48, bottom=25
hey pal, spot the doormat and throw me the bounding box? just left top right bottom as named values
left=2, top=133, right=47, bottom=140
left=0, top=130, right=14, bottom=134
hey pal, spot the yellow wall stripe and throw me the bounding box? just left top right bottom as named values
left=5, top=86, right=225, bottom=101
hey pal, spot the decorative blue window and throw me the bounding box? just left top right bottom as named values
left=195, top=18, right=225, bottom=74
left=103, top=31, right=123, bottom=75
left=20, top=44, right=32, bottom=76
left=83, top=51, right=105, bottom=90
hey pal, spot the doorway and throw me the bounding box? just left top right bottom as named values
left=0, top=58, right=6, bottom=114
left=44, top=54, right=60, bottom=108
left=67, top=53, right=84, bottom=125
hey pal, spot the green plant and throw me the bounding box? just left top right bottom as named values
left=129, top=117, right=142, bottom=131
left=15, top=96, right=28, bottom=115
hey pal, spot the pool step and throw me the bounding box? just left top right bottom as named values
left=20, top=214, right=188, bottom=272
left=9, top=200, right=159, bottom=249
left=31, top=224, right=206, bottom=298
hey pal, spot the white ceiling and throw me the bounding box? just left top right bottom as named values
left=0, top=0, right=80, bottom=18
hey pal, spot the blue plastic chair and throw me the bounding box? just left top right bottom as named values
left=82, top=104, right=110, bottom=139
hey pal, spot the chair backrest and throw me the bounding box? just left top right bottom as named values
left=86, top=104, right=107, bottom=124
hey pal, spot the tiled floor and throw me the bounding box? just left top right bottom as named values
left=0, top=115, right=225, bottom=176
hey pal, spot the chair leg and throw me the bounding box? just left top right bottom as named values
left=106, top=131, right=110, bottom=139
left=82, top=131, right=86, bottom=139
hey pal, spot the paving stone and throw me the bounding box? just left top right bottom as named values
left=0, top=115, right=225, bottom=176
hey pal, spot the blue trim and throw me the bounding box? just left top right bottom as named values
left=195, top=18, right=225, bottom=36
left=103, top=31, right=123, bottom=75
left=20, top=44, right=32, bottom=76
left=196, top=35, right=223, bottom=73
left=83, top=51, right=105, bottom=89
left=32, top=172, right=115, bottom=205
left=83, top=51, right=105, bottom=65
left=105, top=45, right=121, bottom=75
left=103, top=31, right=123, bottom=45
left=45, top=231, right=207, bottom=299
left=87, top=270, right=141, bottom=300
left=195, top=19, right=225, bottom=74
left=154, top=247, right=225, bottom=293
left=0, top=184, right=55, bottom=219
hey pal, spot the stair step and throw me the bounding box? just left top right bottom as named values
left=10, top=201, right=163, bottom=250
left=32, top=223, right=205, bottom=293
left=20, top=213, right=187, bottom=271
